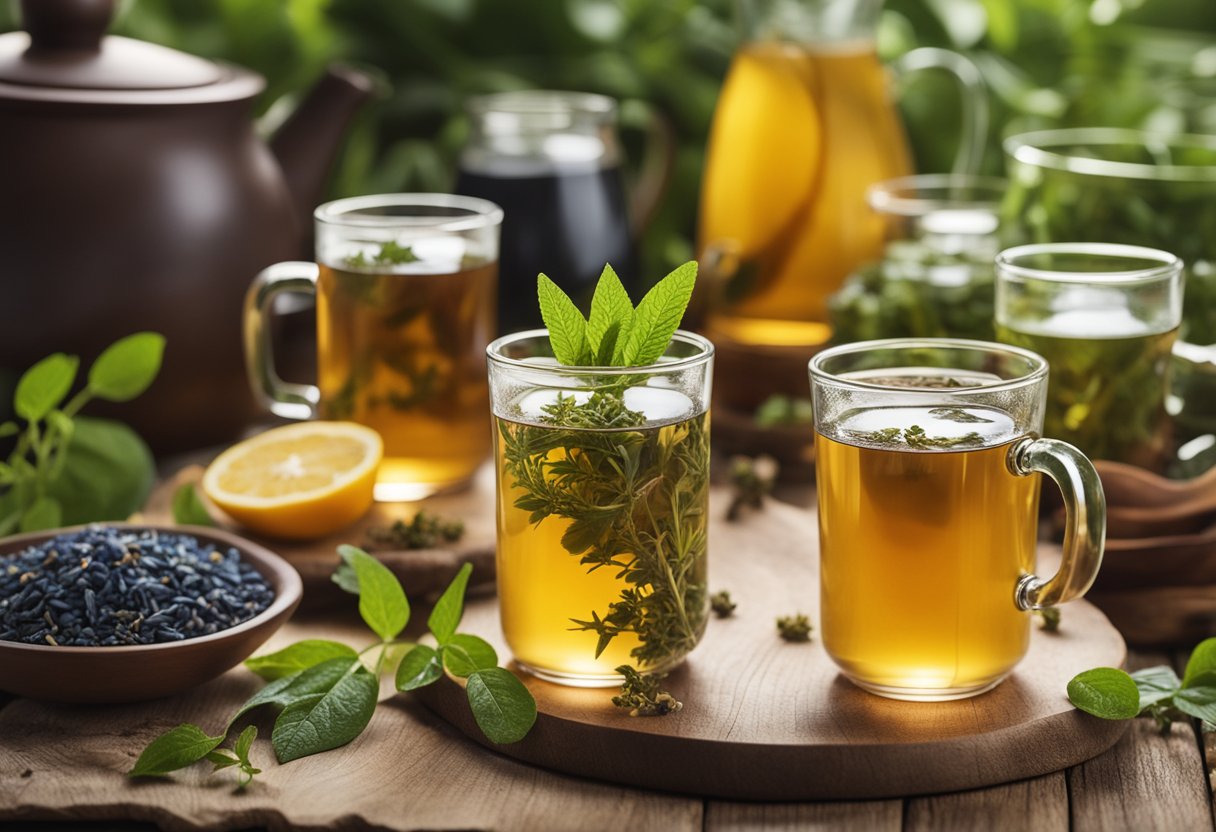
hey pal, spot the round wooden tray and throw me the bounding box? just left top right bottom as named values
left=417, top=491, right=1129, bottom=801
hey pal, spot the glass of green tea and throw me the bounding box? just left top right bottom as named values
left=487, top=330, right=713, bottom=686
left=995, top=243, right=1184, bottom=470
left=810, top=338, right=1106, bottom=701
left=245, top=194, right=503, bottom=501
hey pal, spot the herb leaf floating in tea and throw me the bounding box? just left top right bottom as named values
left=1067, top=637, right=1216, bottom=732
left=0, top=333, right=163, bottom=534
left=131, top=552, right=537, bottom=788
left=345, top=241, right=420, bottom=269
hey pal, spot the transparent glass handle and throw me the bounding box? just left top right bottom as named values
left=1007, top=437, right=1107, bottom=611
left=893, top=47, right=990, bottom=178
left=243, top=261, right=320, bottom=421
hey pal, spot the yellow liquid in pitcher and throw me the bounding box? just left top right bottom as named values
left=816, top=405, right=1038, bottom=699
left=316, top=259, right=496, bottom=500
left=699, top=41, right=911, bottom=347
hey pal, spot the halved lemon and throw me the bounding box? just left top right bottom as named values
left=202, top=422, right=382, bottom=540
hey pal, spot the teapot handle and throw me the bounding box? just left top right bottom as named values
left=893, top=48, right=990, bottom=178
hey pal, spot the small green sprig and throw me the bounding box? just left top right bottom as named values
left=1067, top=637, right=1216, bottom=734
left=710, top=590, right=737, bottom=619
left=848, top=425, right=983, bottom=450
left=366, top=511, right=465, bottom=550
left=777, top=614, right=813, bottom=643
left=345, top=241, right=420, bottom=269
left=612, top=665, right=683, bottom=717
left=129, top=549, right=536, bottom=786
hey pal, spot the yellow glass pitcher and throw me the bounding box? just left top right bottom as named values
left=699, top=0, right=987, bottom=353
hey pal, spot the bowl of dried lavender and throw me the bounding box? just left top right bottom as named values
left=0, top=524, right=302, bottom=703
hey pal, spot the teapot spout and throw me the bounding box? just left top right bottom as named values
left=270, top=65, right=376, bottom=228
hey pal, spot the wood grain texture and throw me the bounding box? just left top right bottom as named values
left=704, top=800, right=901, bottom=831
left=142, top=464, right=496, bottom=610
left=0, top=616, right=702, bottom=832
left=418, top=491, right=1130, bottom=800
left=905, top=774, right=1068, bottom=832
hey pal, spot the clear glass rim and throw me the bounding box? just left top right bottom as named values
left=995, top=243, right=1183, bottom=285
left=465, top=89, right=617, bottom=119
left=315, top=193, right=505, bottom=232
left=487, top=329, right=715, bottom=374
left=1003, top=127, right=1216, bottom=183
left=867, top=173, right=1009, bottom=216
left=808, top=337, right=1048, bottom=394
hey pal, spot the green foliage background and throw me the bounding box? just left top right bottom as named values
left=5, top=0, right=1213, bottom=281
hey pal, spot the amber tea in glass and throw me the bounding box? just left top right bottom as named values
left=810, top=339, right=1106, bottom=701
left=246, top=194, right=502, bottom=500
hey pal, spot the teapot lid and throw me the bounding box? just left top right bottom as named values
left=0, top=0, right=261, bottom=104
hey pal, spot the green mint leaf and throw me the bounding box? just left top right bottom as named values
left=206, top=750, right=240, bottom=771
left=233, top=657, right=356, bottom=723
left=129, top=724, right=224, bottom=777
left=395, top=644, right=442, bottom=691
left=245, top=640, right=358, bottom=681
left=537, top=274, right=590, bottom=365
left=586, top=264, right=634, bottom=364
left=234, top=725, right=257, bottom=762
left=465, top=667, right=537, bottom=745
left=621, top=261, right=697, bottom=366
left=1173, top=686, right=1216, bottom=723
left=338, top=545, right=409, bottom=642
left=1129, top=665, right=1181, bottom=708
left=172, top=483, right=215, bottom=527
left=19, top=496, right=62, bottom=533
left=87, top=332, right=165, bottom=402
left=47, top=417, right=155, bottom=525
left=1067, top=667, right=1141, bottom=720
left=441, top=633, right=498, bottom=678
left=332, top=562, right=359, bottom=595
left=15, top=353, right=78, bottom=422
left=428, top=562, right=472, bottom=643
left=1183, top=638, right=1216, bottom=687
left=271, top=665, right=378, bottom=763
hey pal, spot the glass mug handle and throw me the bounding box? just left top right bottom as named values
left=243, top=262, right=320, bottom=421
left=892, top=47, right=990, bottom=178
left=1007, top=437, right=1107, bottom=610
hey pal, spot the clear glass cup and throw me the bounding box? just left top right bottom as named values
left=995, top=243, right=1184, bottom=471
left=245, top=194, right=503, bottom=501
left=809, top=338, right=1106, bottom=701
left=487, top=330, right=713, bottom=686
left=830, top=174, right=1007, bottom=343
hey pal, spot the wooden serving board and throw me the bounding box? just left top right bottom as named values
left=141, top=464, right=497, bottom=610
left=417, top=491, right=1130, bottom=801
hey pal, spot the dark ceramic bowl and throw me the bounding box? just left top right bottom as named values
left=0, top=524, right=302, bottom=703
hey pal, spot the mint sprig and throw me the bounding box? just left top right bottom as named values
left=537, top=262, right=697, bottom=367
left=130, top=551, right=537, bottom=787
left=1067, top=637, right=1216, bottom=732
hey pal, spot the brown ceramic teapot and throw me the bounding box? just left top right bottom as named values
left=0, top=0, right=373, bottom=450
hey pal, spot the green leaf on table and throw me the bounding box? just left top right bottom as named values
left=88, top=332, right=165, bottom=402
left=14, top=353, right=78, bottom=422
left=19, top=496, right=62, bottom=532
left=47, top=417, right=155, bottom=525
left=1129, top=665, right=1181, bottom=708
left=245, top=640, right=358, bottom=681
left=1173, top=686, right=1216, bottom=724
left=338, top=545, right=409, bottom=642
left=1183, top=638, right=1216, bottom=687
left=234, top=724, right=257, bottom=761
left=129, top=724, right=224, bottom=777
left=428, top=562, right=472, bottom=643
left=586, top=264, right=633, bottom=364
left=395, top=644, right=443, bottom=691
left=466, top=667, right=537, bottom=745
left=332, top=561, right=359, bottom=595
left=442, top=633, right=498, bottom=678
left=620, top=261, right=696, bottom=367
left=1067, top=667, right=1141, bottom=720
left=206, top=750, right=240, bottom=771
left=271, top=665, right=379, bottom=763
left=538, top=274, right=590, bottom=365
left=172, top=483, right=215, bottom=527
left=234, top=657, right=356, bottom=723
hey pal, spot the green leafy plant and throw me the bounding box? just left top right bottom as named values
left=345, top=241, right=419, bottom=269
left=0, top=333, right=164, bottom=534
left=1068, top=637, right=1216, bottom=733
left=130, top=549, right=536, bottom=786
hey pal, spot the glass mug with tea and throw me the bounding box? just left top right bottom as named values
left=487, top=330, right=714, bottom=686
left=995, top=243, right=1184, bottom=471
left=809, top=339, right=1106, bottom=700
left=245, top=194, right=503, bottom=501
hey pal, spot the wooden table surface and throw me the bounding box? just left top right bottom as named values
left=2, top=485, right=1214, bottom=832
